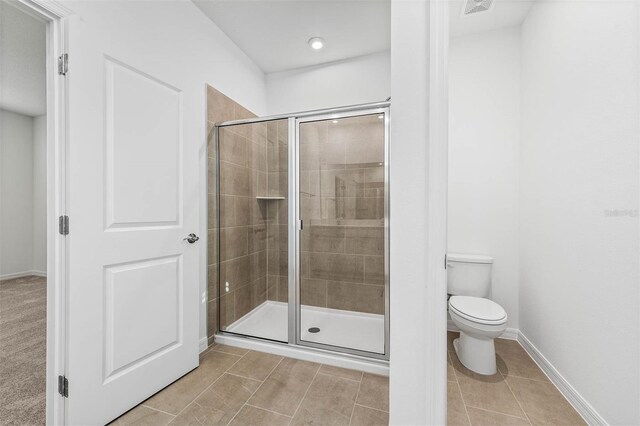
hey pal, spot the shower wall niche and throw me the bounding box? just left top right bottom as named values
left=218, top=118, right=290, bottom=343
left=208, top=87, right=389, bottom=359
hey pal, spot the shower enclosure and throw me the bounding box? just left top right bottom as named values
left=211, top=102, right=389, bottom=360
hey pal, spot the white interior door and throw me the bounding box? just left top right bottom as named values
left=65, top=15, right=199, bottom=425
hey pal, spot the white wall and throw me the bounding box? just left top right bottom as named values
left=62, top=0, right=268, bottom=349
left=32, top=115, right=46, bottom=274
left=0, top=111, right=47, bottom=278
left=448, top=28, right=521, bottom=328
left=64, top=0, right=267, bottom=115
left=0, top=1, right=46, bottom=116
left=520, top=1, right=639, bottom=424
left=0, top=109, right=35, bottom=278
left=266, top=51, right=390, bottom=114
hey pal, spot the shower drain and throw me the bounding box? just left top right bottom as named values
left=308, top=327, right=320, bottom=333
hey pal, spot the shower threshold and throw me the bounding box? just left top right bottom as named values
left=223, top=301, right=385, bottom=354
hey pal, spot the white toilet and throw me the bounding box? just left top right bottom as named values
left=447, top=253, right=507, bottom=375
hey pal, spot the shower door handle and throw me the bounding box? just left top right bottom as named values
left=183, top=233, right=199, bottom=244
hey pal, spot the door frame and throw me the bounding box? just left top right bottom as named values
left=388, top=0, right=449, bottom=423
left=14, top=0, right=71, bottom=424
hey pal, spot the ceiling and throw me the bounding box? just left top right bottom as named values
left=195, top=0, right=534, bottom=75
left=193, top=0, right=391, bottom=74
left=449, top=0, right=535, bottom=38
left=0, top=2, right=46, bottom=117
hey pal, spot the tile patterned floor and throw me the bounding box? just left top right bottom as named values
left=0, top=276, right=585, bottom=426
left=112, top=344, right=389, bottom=426
left=113, top=333, right=586, bottom=426
left=447, top=331, right=585, bottom=426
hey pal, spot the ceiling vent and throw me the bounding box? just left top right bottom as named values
left=463, top=0, right=494, bottom=16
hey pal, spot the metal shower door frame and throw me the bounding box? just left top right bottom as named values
left=289, top=104, right=390, bottom=361
left=214, top=100, right=390, bottom=361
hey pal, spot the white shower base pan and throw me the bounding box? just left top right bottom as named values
left=224, top=301, right=385, bottom=355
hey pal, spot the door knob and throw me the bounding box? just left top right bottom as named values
left=183, top=233, right=199, bottom=244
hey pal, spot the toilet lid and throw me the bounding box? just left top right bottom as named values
left=449, top=296, right=507, bottom=324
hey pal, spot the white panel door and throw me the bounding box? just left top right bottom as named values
left=65, top=15, right=200, bottom=425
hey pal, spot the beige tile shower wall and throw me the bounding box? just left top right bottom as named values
left=207, top=86, right=268, bottom=342
left=208, top=99, right=385, bottom=340
left=265, top=120, right=289, bottom=304
left=299, top=115, right=386, bottom=315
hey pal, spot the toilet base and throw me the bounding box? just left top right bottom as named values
left=453, top=333, right=497, bottom=375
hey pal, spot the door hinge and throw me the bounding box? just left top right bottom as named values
left=58, top=375, right=68, bottom=398
left=59, top=215, right=69, bottom=235
left=58, top=53, right=68, bottom=76
left=444, top=253, right=447, bottom=269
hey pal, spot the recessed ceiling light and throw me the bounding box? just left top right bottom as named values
left=308, top=37, right=325, bottom=50
left=332, top=120, right=339, bottom=124
left=378, top=115, right=384, bottom=119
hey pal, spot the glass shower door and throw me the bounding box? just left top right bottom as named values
left=215, top=119, right=289, bottom=343
left=296, top=111, right=389, bottom=356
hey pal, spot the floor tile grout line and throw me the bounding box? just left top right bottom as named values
left=499, top=346, right=585, bottom=421
left=210, top=347, right=250, bottom=357
left=505, top=374, right=585, bottom=423
left=225, top=355, right=285, bottom=425
left=245, top=403, right=293, bottom=419
left=353, top=403, right=388, bottom=414
left=139, top=404, right=177, bottom=418
left=223, top=370, right=264, bottom=383
left=459, top=394, right=536, bottom=423
left=288, top=363, right=323, bottom=425
left=316, top=369, right=362, bottom=383
left=448, top=351, right=473, bottom=426
left=166, top=347, right=249, bottom=421
left=499, top=370, right=533, bottom=426
left=351, top=392, right=390, bottom=411
left=166, top=398, right=200, bottom=424
left=348, top=371, right=365, bottom=425
left=448, top=352, right=458, bottom=384
left=455, top=381, right=473, bottom=425
left=135, top=339, right=571, bottom=426
left=198, top=344, right=218, bottom=358
left=499, top=340, right=582, bottom=421
left=499, top=370, right=552, bottom=384
left=466, top=405, right=533, bottom=420
left=451, top=343, right=539, bottom=422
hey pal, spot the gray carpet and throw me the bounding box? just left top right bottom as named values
left=0, top=275, right=46, bottom=425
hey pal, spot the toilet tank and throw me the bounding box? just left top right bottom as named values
left=447, top=253, right=493, bottom=297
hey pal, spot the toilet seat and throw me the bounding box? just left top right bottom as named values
left=449, top=296, right=507, bottom=325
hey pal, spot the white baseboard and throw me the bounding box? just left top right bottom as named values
left=447, top=319, right=519, bottom=341
left=0, top=270, right=47, bottom=280
left=447, top=320, right=606, bottom=424
left=499, top=328, right=519, bottom=340
left=206, top=320, right=604, bottom=423
left=199, top=336, right=208, bottom=354
left=517, top=332, right=607, bottom=425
